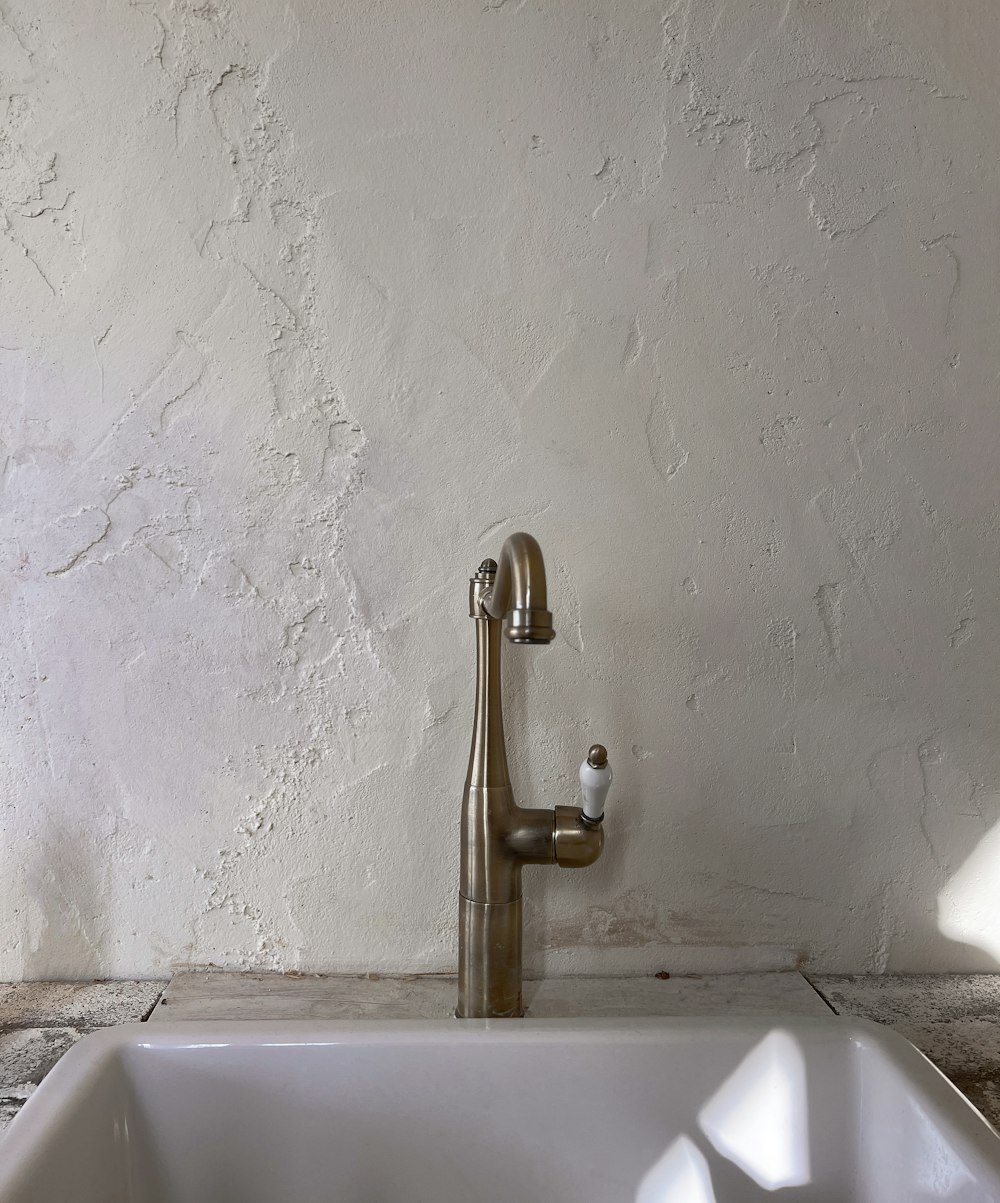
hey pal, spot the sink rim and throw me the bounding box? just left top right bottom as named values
left=2, top=1014, right=998, bottom=1197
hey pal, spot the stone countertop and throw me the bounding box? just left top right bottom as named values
left=2, top=973, right=1000, bottom=1133
left=0, top=981, right=165, bottom=1130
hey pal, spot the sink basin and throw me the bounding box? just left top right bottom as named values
left=1, top=1017, right=999, bottom=1201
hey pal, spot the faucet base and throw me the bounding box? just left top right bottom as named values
left=457, top=895, right=523, bottom=1018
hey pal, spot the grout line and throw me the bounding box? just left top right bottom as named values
left=799, top=971, right=839, bottom=1014
left=140, top=989, right=166, bottom=1023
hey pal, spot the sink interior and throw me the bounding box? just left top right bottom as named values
left=1, top=1017, right=998, bottom=1202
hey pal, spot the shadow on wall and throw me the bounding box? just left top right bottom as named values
left=506, top=598, right=1000, bottom=976
left=498, top=566, right=633, bottom=975
left=21, top=822, right=109, bottom=980
left=449, top=533, right=996, bottom=977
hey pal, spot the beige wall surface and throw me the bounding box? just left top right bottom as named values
left=2, top=0, right=1000, bottom=977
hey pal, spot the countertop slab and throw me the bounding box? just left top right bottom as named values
left=0, top=980, right=164, bottom=1029
left=148, top=969, right=830, bottom=1022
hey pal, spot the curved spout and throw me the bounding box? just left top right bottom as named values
left=481, top=532, right=555, bottom=644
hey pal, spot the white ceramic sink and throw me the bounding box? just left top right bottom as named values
left=1, top=1017, right=999, bottom=1202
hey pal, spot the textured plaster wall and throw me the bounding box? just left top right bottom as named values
left=2, top=1, right=1000, bottom=979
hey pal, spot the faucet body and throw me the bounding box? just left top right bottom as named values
left=458, top=534, right=604, bottom=1019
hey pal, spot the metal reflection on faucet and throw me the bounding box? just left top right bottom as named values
left=457, top=532, right=609, bottom=1019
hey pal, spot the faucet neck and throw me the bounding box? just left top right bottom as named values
left=466, top=594, right=510, bottom=791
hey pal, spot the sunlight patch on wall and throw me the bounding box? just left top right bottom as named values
left=938, top=820, right=1000, bottom=963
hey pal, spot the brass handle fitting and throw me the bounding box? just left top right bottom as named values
left=554, top=805, right=605, bottom=867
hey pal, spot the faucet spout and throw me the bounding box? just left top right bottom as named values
left=481, top=532, right=555, bottom=644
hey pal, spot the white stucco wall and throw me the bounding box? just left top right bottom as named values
left=2, top=0, right=999, bottom=979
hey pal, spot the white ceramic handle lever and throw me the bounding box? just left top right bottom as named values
left=579, top=744, right=612, bottom=822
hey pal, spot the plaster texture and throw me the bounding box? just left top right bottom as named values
left=2, top=1, right=1000, bottom=978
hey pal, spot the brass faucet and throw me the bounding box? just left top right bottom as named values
left=458, top=532, right=610, bottom=1018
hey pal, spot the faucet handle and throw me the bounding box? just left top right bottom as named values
left=579, top=744, right=612, bottom=822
